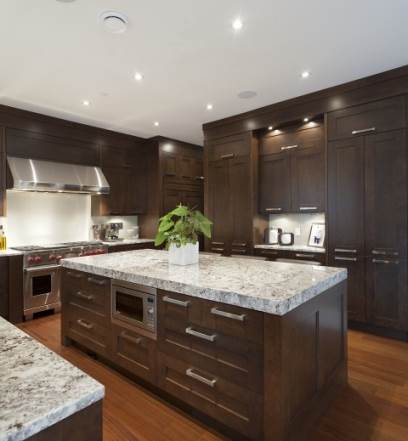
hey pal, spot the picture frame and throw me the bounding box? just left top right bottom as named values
left=308, top=223, right=326, bottom=248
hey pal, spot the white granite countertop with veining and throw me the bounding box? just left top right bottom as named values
left=0, top=249, right=23, bottom=257
left=0, top=317, right=104, bottom=441
left=62, top=249, right=346, bottom=316
left=102, top=238, right=154, bottom=247
left=254, top=244, right=326, bottom=254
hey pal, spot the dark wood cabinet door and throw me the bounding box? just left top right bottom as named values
left=365, top=130, right=407, bottom=258
left=259, top=152, right=291, bottom=214
left=291, top=145, right=324, bottom=212
left=328, top=137, right=365, bottom=255
left=207, top=160, right=230, bottom=253
left=100, top=167, right=127, bottom=215
left=183, top=189, right=203, bottom=211
left=327, top=96, right=406, bottom=141
left=0, top=258, right=8, bottom=319
left=229, top=155, right=252, bottom=254
left=366, top=258, right=408, bottom=331
left=329, top=254, right=366, bottom=322
left=162, top=153, right=178, bottom=177
left=125, top=168, right=147, bottom=215
left=163, top=188, right=183, bottom=213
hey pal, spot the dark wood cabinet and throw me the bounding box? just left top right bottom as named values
left=0, top=255, right=24, bottom=323
left=259, top=123, right=325, bottom=214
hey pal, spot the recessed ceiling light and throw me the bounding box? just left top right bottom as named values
left=56, top=0, right=76, bottom=2
left=134, top=72, right=143, bottom=81
left=237, top=90, right=257, bottom=99
left=301, top=71, right=310, bottom=79
left=206, top=103, right=213, bottom=110
left=82, top=100, right=90, bottom=106
left=268, top=126, right=273, bottom=130
left=232, top=17, right=243, bottom=31
left=303, top=117, right=309, bottom=122
left=100, top=11, right=128, bottom=34
left=154, top=121, right=159, bottom=127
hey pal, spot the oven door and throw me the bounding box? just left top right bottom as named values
left=24, top=265, right=61, bottom=314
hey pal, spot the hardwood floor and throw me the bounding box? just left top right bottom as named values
left=19, top=314, right=408, bottom=441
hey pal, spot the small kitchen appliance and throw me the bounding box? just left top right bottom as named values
left=11, top=241, right=108, bottom=320
left=264, top=227, right=282, bottom=245
left=278, top=232, right=295, bottom=246
left=105, top=222, right=123, bottom=242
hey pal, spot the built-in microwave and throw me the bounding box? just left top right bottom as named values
left=111, top=281, right=157, bottom=337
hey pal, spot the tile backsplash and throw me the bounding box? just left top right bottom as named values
left=268, top=213, right=326, bottom=247
left=91, top=216, right=139, bottom=239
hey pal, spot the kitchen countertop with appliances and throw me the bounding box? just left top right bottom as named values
left=254, top=244, right=326, bottom=254
left=62, top=249, right=346, bottom=316
left=0, top=316, right=104, bottom=441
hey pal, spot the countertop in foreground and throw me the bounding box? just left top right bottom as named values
left=62, top=249, right=346, bottom=316
left=0, top=317, right=104, bottom=441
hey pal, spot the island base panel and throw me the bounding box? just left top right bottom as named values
left=26, top=400, right=102, bottom=441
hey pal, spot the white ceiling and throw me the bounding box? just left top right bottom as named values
left=1, top=0, right=408, bottom=145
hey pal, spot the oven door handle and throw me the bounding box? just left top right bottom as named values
left=24, top=265, right=60, bottom=273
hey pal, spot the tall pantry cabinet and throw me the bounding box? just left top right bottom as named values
left=327, top=96, right=408, bottom=334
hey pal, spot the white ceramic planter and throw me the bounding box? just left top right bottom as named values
left=168, top=242, right=199, bottom=265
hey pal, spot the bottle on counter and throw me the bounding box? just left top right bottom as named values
left=0, top=225, right=6, bottom=251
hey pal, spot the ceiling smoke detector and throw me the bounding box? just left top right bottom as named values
left=100, top=11, right=129, bottom=34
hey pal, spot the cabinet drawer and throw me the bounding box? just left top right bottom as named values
left=328, top=96, right=406, bottom=140
left=158, top=315, right=263, bottom=393
left=112, top=324, right=157, bottom=384
left=158, top=353, right=263, bottom=439
left=65, top=304, right=109, bottom=357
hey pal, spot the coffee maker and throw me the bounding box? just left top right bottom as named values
left=105, top=222, right=123, bottom=242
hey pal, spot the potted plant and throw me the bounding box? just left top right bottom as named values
left=154, top=204, right=212, bottom=265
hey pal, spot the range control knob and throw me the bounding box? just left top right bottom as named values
left=49, top=254, right=56, bottom=261
left=147, top=307, right=154, bottom=315
left=56, top=255, right=63, bottom=263
left=34, top=256, right=42, bottom=264
left=27, top=256, right=35, bottom=264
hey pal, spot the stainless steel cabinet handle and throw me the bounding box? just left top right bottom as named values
left=87, top=277, right=107, bottom=286
left=211, top=248, right=224, bottom=252
left=163, top=295, right=190, bottom=308
left=352, top=127, right=376, bottom=135
left=296, top=253, right=315, bottom=258
left=299, top=206, right=318, bottom=211
left=232, top=242, right=247, bottom=247
left=194, top=176, right=205, bottom=180
left=265, top=207, right=282, bottom=212
left=74, top=291, right=94, bottom=301
left=220, top=153, right=234, bottom=159
left=281, top=144, right=298, bottom=151
left=211, top=241, right=224, bottom=246
left=334, top=248, right=357, bottom=254
left=120, top=331, right=142, bottom=345
left=185, top=326, right=217, bottom=342
left=186, top=368, right=217, bottom=388
left=77, top=319, right=93, bottom=330
left=211, top=307, right=246, bottom=321
left=335, top=256, right=357, bottom=262
left=372, top=258, right=399, bottom=264
left=372, top=250, right=399, bottom=256
left=67, top=271, right=82, bottom=279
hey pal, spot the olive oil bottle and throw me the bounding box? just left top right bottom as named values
left=0, top=225, right=6, bottom=251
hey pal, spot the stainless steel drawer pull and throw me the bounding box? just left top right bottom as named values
left=334, top=248, right=357, bottom=254
left=186, top=368, right=217, bottom=388
left=211, top=248, right=224, bottom=252
left=211, top=307, right=246, bottom=322
left=281, top=144, right=298, bottom=151
left=74, top=291, right=94, bottom=301
left=77, top=319, right=93, bottom=330
left=335, top=256, right=357, bottom=262
left=120, top=331, right=142, bottom=345
left=231, top=249, right=247, bottom=254
left=265, top=207, right=282, bottom=212
left=220, top=153, right=234, bottom=159
left=87, top=277, right=107, bottom=286
left=232, top=242, right=247, bottom=247
left=211, top=241, right=224, bottom=246
left=67, top=271, right=82, bottom=279
left=372, top=250, right=399, bottom=256
left=194, top=176, right=205, bottom=180
left=296, top=253, right=315, bottom=258
left=299, top=206, right=318, bottom=211
left=163, top=296, right=190, bottom=308
left=352, top=127, right=376, bottom=135
left=185, top=326, right=217, bottom=342
left=372, top=258, right=399, bottom=265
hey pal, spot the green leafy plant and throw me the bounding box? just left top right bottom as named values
left=154, top=204, right=212, bottom=249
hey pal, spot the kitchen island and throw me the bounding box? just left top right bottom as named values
left=61, top=249, right=347, bottom=441
left=0, top=317, right=104, bottom=441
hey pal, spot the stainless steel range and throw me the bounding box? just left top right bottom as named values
left=11, top=241, right=108, bottom=320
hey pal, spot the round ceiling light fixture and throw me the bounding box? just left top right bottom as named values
left=100, top=11, right=129, bottom=34
left=237, top=90, right=257, bottom=99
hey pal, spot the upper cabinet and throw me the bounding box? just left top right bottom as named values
left=258, top=122, right=325, bottom=214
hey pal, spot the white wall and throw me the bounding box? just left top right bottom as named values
left=5, top=191, right=91, bottom=246
left=269, top=212, right=326, bottom=246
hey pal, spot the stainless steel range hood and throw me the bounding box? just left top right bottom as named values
left=7, top=156, right=110, bottom=194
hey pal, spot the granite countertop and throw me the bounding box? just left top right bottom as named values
left=0, top=317, right=104, bottom=441
left=62, top=249, right=346, bottom=316
left=254, top=244, right=326, bottom=254
left=102, top=238, right=154, bottom=247
left=0, top=249, right=23, bottom=257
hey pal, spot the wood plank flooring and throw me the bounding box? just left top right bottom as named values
left=19, top=314, right=408, bottom=441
